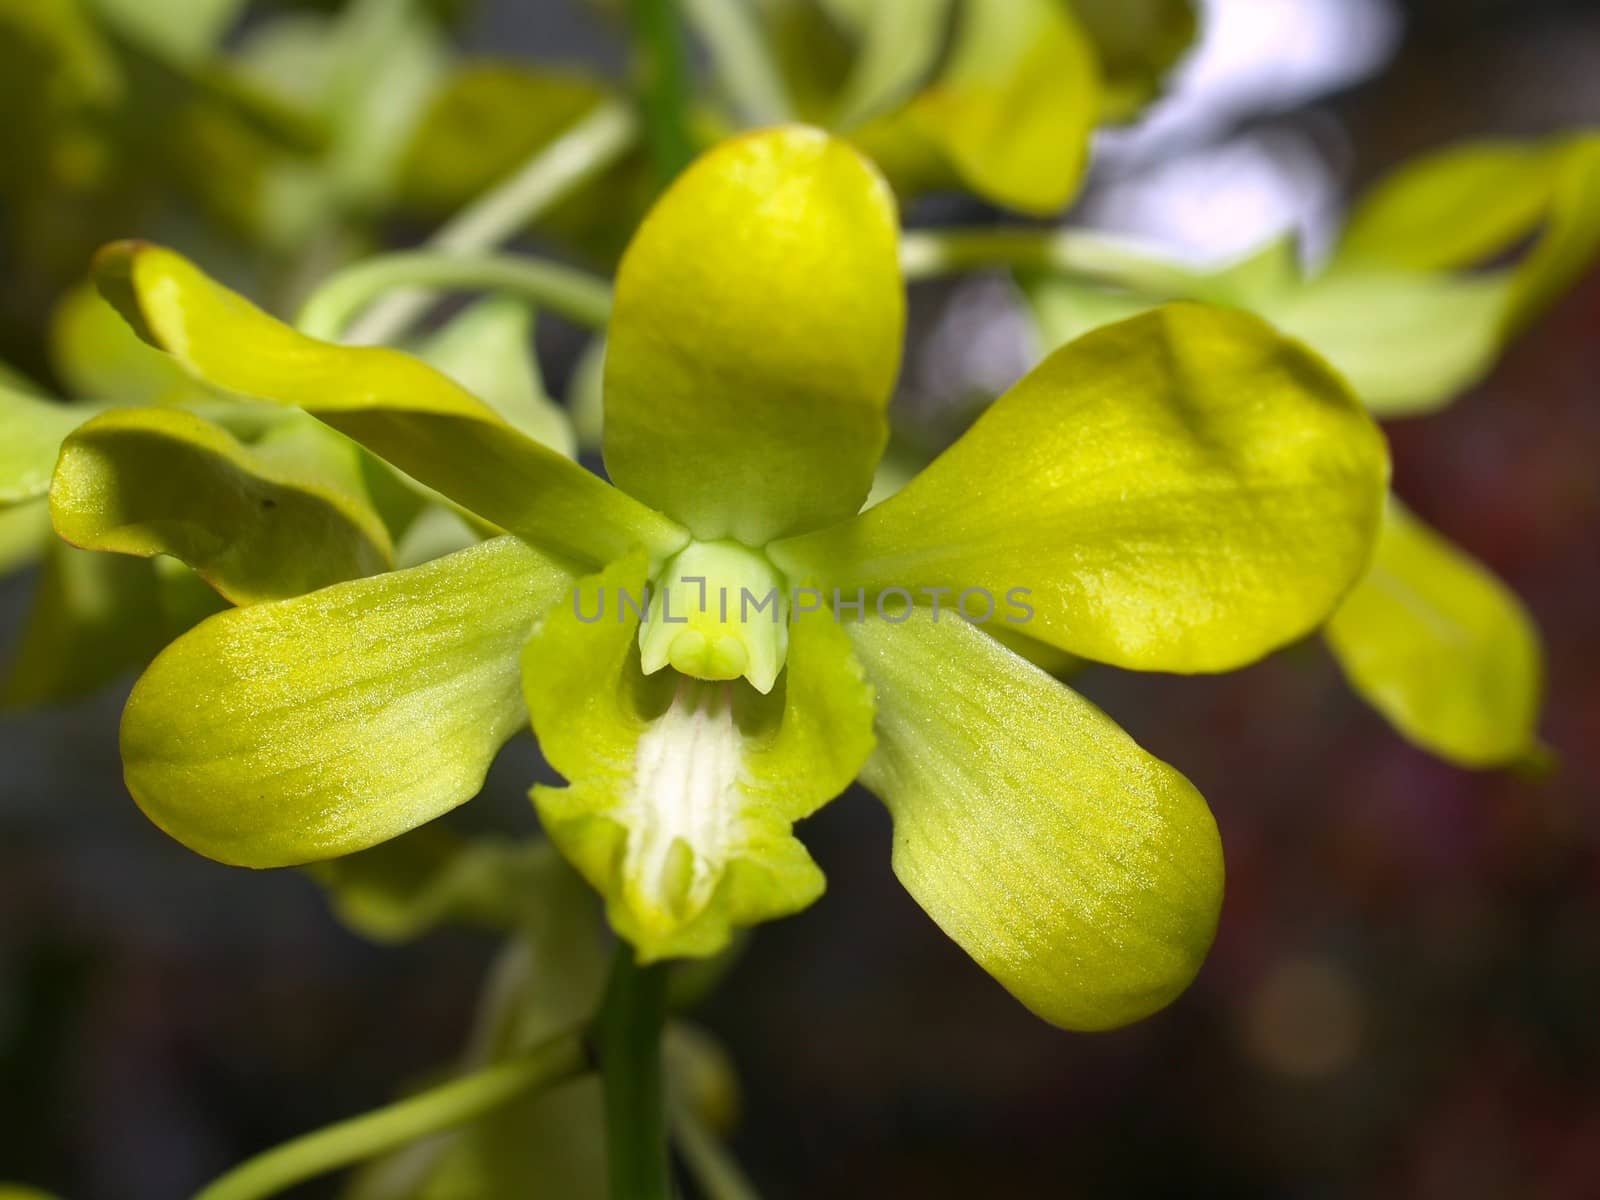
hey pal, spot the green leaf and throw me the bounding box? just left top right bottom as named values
left=1325, top=499, right=1542, bottom=768
left=849, top=607, right=1222, bottom=1031
left=1270, top=268, right=1511, bottom=418
left=1338, top=140, right=1559, bottom=272
left=49, top=405, right=394, bottom=604
left=121, top=535, right=574, bottom=867
left=1069, top=0, right=1198, bottom=121
left=93, top=241, right=687, bottom=568
left=416, top=295, right=577, bottom=457
left=0, top=385, right=85, bottom=504
left=603, top=127, right=904, bottom=544
left=49, top=283, right=204, bottom=405
left=524, top=555, right=875, bottom=961
left=773, top=303, right=1390, bottom=674
left=864, top=0, right=1101, bottom=215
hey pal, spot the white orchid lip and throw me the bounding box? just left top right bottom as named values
left=638, top=538, right=790, bottom=693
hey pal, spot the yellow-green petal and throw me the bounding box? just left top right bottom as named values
left=1325, top=499, right=1543, bottom=768
left=1338, top=140, right=1561, bottom=272
left=774, top=304, right=1390, bottom=673
left=524, top=555, right=875, bottom=961
left=877, top=0, right=1101, bottom=215
left=1025, top=264, right=1514, bottom=420
left=1337, top=134, right=1600, bottom=339
left=1270, top=268, right=1511, bottom=419
left=1023, top=274, right=1164, bottom=353
left=121, top=535, right=574, bottom=867
left=49, top=283, right=203, bottom=405
left=307, top=829, right=580, bottom=944
left=850, top=607, right=1222, bottom=1031
left=0, top=384, right=84, bottom=504
left=49, top=406, right=393, bottom=604
left=602, top=126, right=904, bottom=544
left=93, top=241, right=685, bottom=567
left=1504, top=135, right=1600, bottom=337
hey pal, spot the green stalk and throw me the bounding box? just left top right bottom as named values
left=899, top=227, right=1203, bottom=296
left=339, top=98, right=638, bottom=345
left=682, top=0, right=793, bottom=125
left=597, top=948, right=674, bottom=1200
left=191, top=1029, right=590, bottom=1200
left=626, top=0, right=696, bottom=185
left=296, top=252, right=613, bottom=340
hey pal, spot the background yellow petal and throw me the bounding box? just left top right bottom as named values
left=1325, top=500, right=1543, bottom=768
left=900, top=0, right=1100, bottom=214
left=50, top=405, right=393, bottom=604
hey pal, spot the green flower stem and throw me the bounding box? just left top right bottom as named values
left=898, top=227, right=1200, bottom=295
left=626, top=0, right=696, bottom=185
left=339, top=98, right=638, bottom=345
left=191, top=1029, right=590, bottom=1200
left=598, top=948, right=674, bottom=1200
left=296, top=253, right=614, bottom=341
left=683, top=0, right=793, bottom=125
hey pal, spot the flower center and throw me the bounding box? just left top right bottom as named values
left=638, top=539, right=789, bottom=694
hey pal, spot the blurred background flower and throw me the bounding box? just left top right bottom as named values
left=3, top=0, right=1599, bottom=1196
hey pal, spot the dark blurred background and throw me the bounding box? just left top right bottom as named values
left=4, top=0, right=1599, bottom=1196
